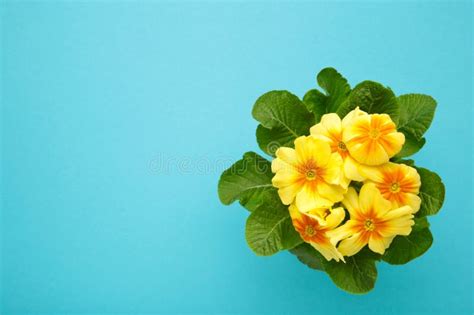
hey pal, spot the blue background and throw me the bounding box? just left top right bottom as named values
left=1, top=1, right=472, bottom=314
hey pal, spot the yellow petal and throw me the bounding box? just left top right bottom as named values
left=295, top=136, right=331, bottom=166
left=327, top=220, right=359, bottom=245
left=352, top=140, right=389, bottom=165
left=310, top=123, right=331, bottom=139
left=403, top=165, right=421, bottom=192
left=404, top=193, right=421, bottom=213
left=343, top=155, right=365, bottom=181
left=310, top=241, right=345, bottom=262
left=319, top=113, right=342, bottom=134
left=359, top=183, right=391, bottom=216
left=341, top=107, right=368, bottom=128
left=271, top=168, right=301, bottom=187
left=378, top=206, right=415, bottom=237
left=275, top=147, right=298, bottom=166
left=359, top=164, right=386, bottom=183
left=320, top=152, right=343, bottom=184
left=382, top=205, right=414, bottom=221
left=317, top=182, right=345, bottom=204
left=277, top=183, right=303, bottom=205
left=295, top=184, right=333, bottom=212
left=380, top=132, right=405, bottom=157
left=288, top=203, right=302, bottom=220
left=271, top=158, right=292, bottom=173
left=342, top=115, right=371, bottom=141
left=338, top=232, right=368, bottom=257
left=324, top=207, right=346, bottom=229
left=368, top=234, right=387, bottom=254
left=342, top=187, right=361, bottom=218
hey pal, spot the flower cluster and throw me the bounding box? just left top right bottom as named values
left=218, top=68, right=445, bottom=293
left=272, top=108, right=421, bottom=261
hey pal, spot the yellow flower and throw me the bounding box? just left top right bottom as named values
left=289, top=204, right=345, bottom=262
left=310, top=108, right=368, bottom=184
left=271, top=136, right=345, bottom=212
left=360, top=162, right=421, bottom=212
left=328, top=184, right=415, bottom=256
left=343, top=113, right=405, bottom=166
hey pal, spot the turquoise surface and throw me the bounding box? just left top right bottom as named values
left=1, top=1, right=472, bottom=314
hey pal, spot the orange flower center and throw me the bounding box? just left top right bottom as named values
left=305, top=225, right=316, bottom=237
left=305, top=169, right=318, bottom=180
left=390, top=182, right=401, bottom=192
left=364, top=219, right=375, bottom=231
left=369, top=129, right=381, bottom=139
left=337, top=141, right=347, bottom=151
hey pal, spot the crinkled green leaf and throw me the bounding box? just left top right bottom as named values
left=302, top=68, right=350, bottom=122
left=337, top=81, right=399, bottom=123
left=395, top=133, right=426, bottom=158
left=322, top=248, right=379, bottom=294
left=256, top=124, right=295, bottom=157
left=289, top=242, right=325, bottom=271
left=392, top=158, right=415, bottom=166
left=303, top=89, right=327, bottom=122
left=397, top=94, right=437, bottom=140
left=218, top=152, right=274, bottom=211
left=416, top=167, right=445, bottom=217
left=246, top=191, right=302, bottom=256
left=252, top=90, right=314, bottom=137
left=382, top=218, right=433, bottom=265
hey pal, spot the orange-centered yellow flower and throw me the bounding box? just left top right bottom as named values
left=310, top=108, right=368, bottom=184
left=360, top=162, right=421, bottom=212
left=289, top=204, right=345, bottom=262
left=343, top=113, right=405, bottom=166
left=328, top=184, right=415, bottom=256
left=271, top=136, right=345, bottom=212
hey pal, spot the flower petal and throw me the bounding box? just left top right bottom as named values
left=295, top=183, right=333, bottom=212
left=343, top=155, right=365, bottom=181
left=324, top=206, right=346, bottom=229
left=272, top=168, right=302, bottom=187
left=275, top=147, right=298, bottom=166
left=368, top=233, right=388, bottom=254
left=359, top=183, right=391, bottom=216
left=310, top=240, right=345, bottom=262
left=404, top=193, right=421, bottom=213
left=295, top=136, right=331, bottom=166
left=341, top=107, right=368, bottom=128
left=327, top=220, right=359, bottom=245
left=342, top=187, right=361, bottom=219
left=319, top=113, right=342, bottom=135
left=317, top=182, right=345, bottom=203
left=277, top=183, right=303, bottom=205
left=338, top=232, right=368, bottom=257
left=321, top=152, right=343, bottom=184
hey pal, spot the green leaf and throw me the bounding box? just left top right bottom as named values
left=322, top=248, right=378, bottom=294
left=416, top=167, right=445, bottom=217
left=289, top=243, right=325, bottom=271
left=395, top=133, right=426, bottom=158
left=256, top=124, right=295, bottom=157
left=392, top=158, right=415, bottom=166
left=302, top=89, right=327, bottom=122
left=302, top=68, right=351, bottom=122
left=317, top=67, right=351, bottom=113
left=382, top=218, right=433, bottom=265
left=412, top=217, right=430, bottom=231
left=337, top=81, right=399, bottom=123
left=218, top=152, right=274, bottom=211
left=252, top=90, right=314, bottom=138
left=397, top=94, right=437, bottom=140
left=246, top=191, right=303, bottom=256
